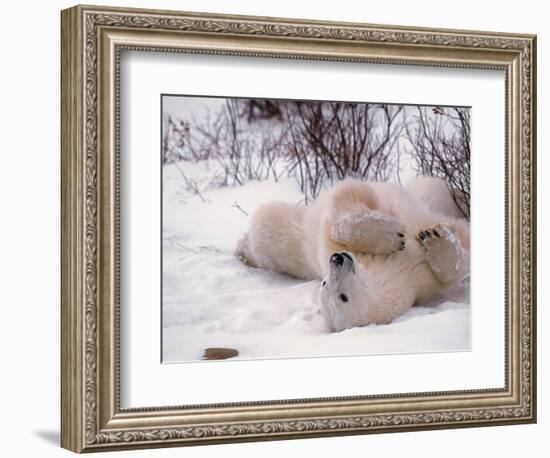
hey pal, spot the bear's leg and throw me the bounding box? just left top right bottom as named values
left=406, top=176, right=466, bottom=219
left=238, top=202, right=316, bottom=280
left=328, top=181, right=405, bottom=254
left=235, top=232, right=258, bottom=268
left=416, top=223, right=469, bottom=283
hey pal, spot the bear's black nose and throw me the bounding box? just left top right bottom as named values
left=330, top=253, right=344, bottom=266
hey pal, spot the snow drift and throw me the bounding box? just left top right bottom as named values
left=162, top=162, right=470, bottom=363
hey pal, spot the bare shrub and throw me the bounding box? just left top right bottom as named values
left=239, top=99, right=283, bottom=123
left=165, top=99, right=476, bottom=209
left=405, top=106, right=471, bottom=219
left=162, top=114, right=190, bottom=164
left=210, top=99, right=286, bottom=187
left=282, top=101, right=403, bottom=202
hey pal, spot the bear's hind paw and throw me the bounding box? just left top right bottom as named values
left=417, top=224, right=465, bottom=283
left=235, top=233, right=258, bottom=268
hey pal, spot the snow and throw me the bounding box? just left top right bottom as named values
left=162, top=162, right=470, bottom=363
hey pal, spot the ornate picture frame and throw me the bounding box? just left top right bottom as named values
left=61, top=4, right=536, bottom=453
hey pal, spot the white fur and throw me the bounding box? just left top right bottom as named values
left=236, top=177, right=470, bottom=332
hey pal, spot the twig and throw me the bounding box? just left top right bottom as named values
left=173, top=162, right=208, bottom=203
left=232, top=201, right=249, bottom=216
left=167, top=236, right=198, bottom=254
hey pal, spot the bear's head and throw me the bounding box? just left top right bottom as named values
left=316, top=252, right=372, bottom=332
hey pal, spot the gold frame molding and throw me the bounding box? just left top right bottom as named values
left=61, top=4, right=537, bottom=453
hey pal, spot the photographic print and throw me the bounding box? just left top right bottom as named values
left=161, top=95, right=471, bottom=363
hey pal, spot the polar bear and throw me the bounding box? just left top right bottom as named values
left=236, top=177, right=470, bottom=332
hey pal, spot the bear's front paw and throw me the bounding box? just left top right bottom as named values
left=331, top=211, right=406, bottom=255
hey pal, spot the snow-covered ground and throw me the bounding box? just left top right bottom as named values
left=162, top=162, right=470, bottom=363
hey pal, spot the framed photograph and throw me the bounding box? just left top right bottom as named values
left=61, top=4, right=537, bottom=453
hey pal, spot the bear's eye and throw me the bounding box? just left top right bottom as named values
left=340, top=293, right=348, bottom=302
left=322, top=281, right=326, bottom=287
